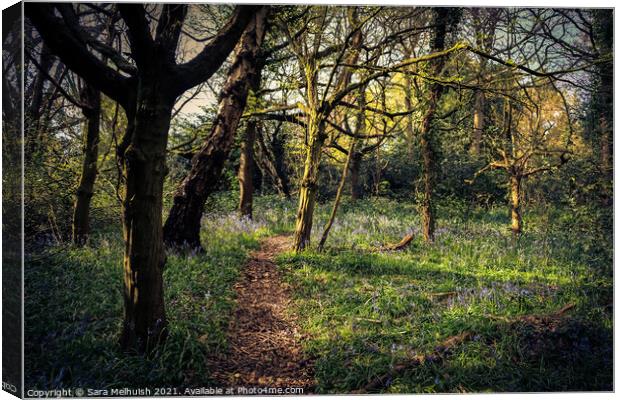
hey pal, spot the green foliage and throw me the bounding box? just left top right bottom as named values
left=25, top=227, right=261, bottom=390
left=273, top=197, right=612, bottom=393
left=24, top=194, right=612, bottom=392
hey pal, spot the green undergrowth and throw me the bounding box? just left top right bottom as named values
left=272, top=197, right=612, bottom=393
left=24, top=221, right=265, bottom=390
left=24, top=195, right=612, bottom=393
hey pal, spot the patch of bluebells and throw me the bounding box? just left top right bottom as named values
left=444, top=281, right=558, bottom=310
left=310, top=211, right=419, bottom=248
left=202, top=212, right=267, bottom=234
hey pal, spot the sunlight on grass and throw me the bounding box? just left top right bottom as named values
left=24, top=195, right=612, bottom=392
left=272, top=197, right=612, bottom=393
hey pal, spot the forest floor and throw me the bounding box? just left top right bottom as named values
left=208, top=235, right=315, bottom=391
left=23, top=196, right=613, bottom=393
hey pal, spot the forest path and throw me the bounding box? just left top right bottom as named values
left=209, top=234, right=315, bottom=391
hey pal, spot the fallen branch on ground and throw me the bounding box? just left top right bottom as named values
left=354, top=303, right=577, bottom=393
left=380, top=232, right=415, bottom=251
left=353, top=331, right=473, bottom=393
left=484, top=303, right=576, bottom=324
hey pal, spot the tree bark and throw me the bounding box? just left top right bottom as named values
left=163, top=8, right=268, bottom=249
left=71, top=83, right=101, bottom=246
left=292, top=115, right=325, bottom=252
left=419, top=8, right=453, bottom=243
left=237, top=61, right=264, bottom=218
left=420, top=118, right=437, bottom=243
left=509, top=174, right=522, bottom=235
left=238, top=119, right=256, bottom=218
left=420, top=8, right=455, bottom=243
left=349, top=151, right=363, bottom=200
left=471, top=88, right=485, bottom=155
left=119, top=81, right=172, bottom=353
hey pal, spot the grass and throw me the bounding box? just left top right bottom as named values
left=24, top=217, right=265, bottom=390
left=272, top=196, right=612, bottom=393
left=24, top=194, right=612, bottom=393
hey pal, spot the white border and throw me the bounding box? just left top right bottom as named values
left=0, top=1, right=616, bottom=400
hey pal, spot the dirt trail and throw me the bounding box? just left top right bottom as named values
left=209, top=235, right=315, bottom=391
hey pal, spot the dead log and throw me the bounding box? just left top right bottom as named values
left=381, top=232, right=415, bottom=251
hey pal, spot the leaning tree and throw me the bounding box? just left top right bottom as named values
left=163, top=6, right=269, bottom=250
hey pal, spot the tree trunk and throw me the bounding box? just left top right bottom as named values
left=72, top=83, right=101, bottom=246
left=27, top=44, right=53, bottom=144
left=420, top=123, right=436, bottom=243
left=471, top=88, right=485, bottom=155
left=163, top=8, right=268, bottom=249
left=292, top=116, right=325, bottom=252
left=349, top=151, right=363, bottom=200
left=404, top=75, right=415, bottom=161
left=509, top=174, right=522, bottom=235
left=237, top=61, right=264, bottom=218
left=418, top=8, right=453, bottom=243
left=119, top=83, right=172, bottom=353
left=271, top=132, right=292, bottom=198
left=238, top=119, right=256, bottom=218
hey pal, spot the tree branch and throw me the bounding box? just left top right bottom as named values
left=26, top=3, right=130, bottom=104
left=171, top=5, right=259, bottom=95
left=155, top=4, right=188, bottom=64
left=117, top=4, right=155, bottom=68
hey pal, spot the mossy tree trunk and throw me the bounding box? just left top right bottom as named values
left=72, top=83, right=101, bottom=246
left=288, top=6, right=362, bottom=252
left=471, top=88, right=485, bottom=155
left=420, top=125, right=437, bottom=243
left=418, top=8, right=455, bottom=243
left=292, top=113, right=325, bottom=252
left=509, top=173, right=522, bottom=235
